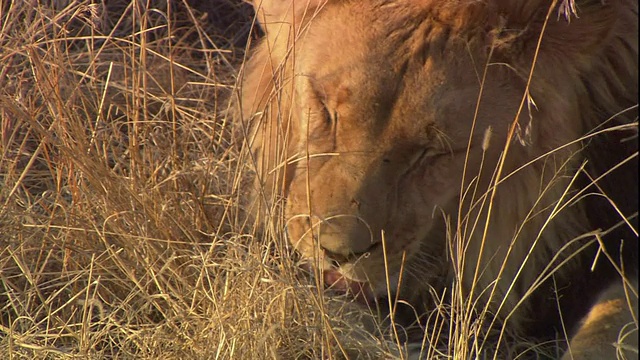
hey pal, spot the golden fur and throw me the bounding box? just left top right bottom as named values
left=237, top=0, right=638, bottom=357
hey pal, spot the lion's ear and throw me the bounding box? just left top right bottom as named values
left=252, top=0, right=328, bottom=32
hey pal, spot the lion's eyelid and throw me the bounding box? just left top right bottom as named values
left=319, top=100, right=337, bottom=127
left=414, top=147, right=449, bottom=164
left=409, top=149, right=429, bottom=168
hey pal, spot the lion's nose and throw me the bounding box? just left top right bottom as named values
left=316, top=215, right=376, bottom=262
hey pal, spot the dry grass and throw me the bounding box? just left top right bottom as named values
left=1, top=1, right=637, bottom=360
left=0, top=1, right=397, bottom=358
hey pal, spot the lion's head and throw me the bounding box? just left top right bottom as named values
left=238, top=0, right=638, bottom=350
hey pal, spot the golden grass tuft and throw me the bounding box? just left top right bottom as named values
left=0, top=1, right=396, bottom=358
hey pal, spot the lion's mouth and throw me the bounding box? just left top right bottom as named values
left=323, top=269, right=376, bottom=306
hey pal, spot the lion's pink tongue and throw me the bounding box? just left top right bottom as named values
left=323, top=270, right=374, bottom=306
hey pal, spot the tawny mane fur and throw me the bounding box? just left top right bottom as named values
left=237, top=0, right=638, bottom=357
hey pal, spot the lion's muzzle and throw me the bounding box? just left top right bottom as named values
left=314, top=215, right=378, bottom=261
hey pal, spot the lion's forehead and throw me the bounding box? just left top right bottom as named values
left=300, top=4, right=471, bottom=67
left=297, top=16, right=486, bottom=115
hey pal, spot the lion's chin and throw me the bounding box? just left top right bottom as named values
left=323, top=269, right=376, bottom=306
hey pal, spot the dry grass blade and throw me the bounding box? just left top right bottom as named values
left=0, top=1, right=391, bottom=359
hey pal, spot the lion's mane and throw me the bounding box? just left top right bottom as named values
left=237, top=0, right=638, bottom=357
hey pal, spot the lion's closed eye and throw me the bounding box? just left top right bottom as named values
left=303, top=100, right=338, bottom=141
left=320, top=101, right=337, bottom=127
left=409, top=146, right=457, bottom=168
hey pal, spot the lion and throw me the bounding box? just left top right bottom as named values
left=236, top=0, right=638, bottom=358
